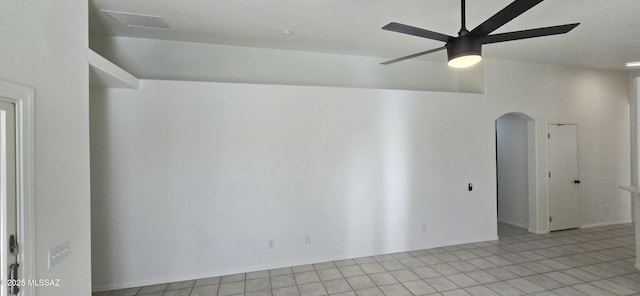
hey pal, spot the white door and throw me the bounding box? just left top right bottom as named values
left=0, top=100, right=18, bottom=295
left=547, top=124, right=579, bottom=231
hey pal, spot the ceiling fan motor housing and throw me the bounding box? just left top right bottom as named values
left=447, top=35, right=482, bottom=62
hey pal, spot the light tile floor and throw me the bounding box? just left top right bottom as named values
left=94, top=223, right=640, bottom=296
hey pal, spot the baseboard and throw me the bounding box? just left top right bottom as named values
left=528, top=228, right=549, bottom=235
left=580, top=219, right=633, bottom=229
left=497, top=218, right=528, bottom=230
left=93, top=258, right=340, bottom=292
left=93, top=235, right=500, bottom=292
left=411, top=236, right=500, bottom=252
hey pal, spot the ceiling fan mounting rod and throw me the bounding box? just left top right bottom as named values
left=461, top=0, right=467, bottom=32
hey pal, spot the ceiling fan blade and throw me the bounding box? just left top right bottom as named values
left=482, top=23, right=579, bottom=44
left=470, top=0, right=543, bottom=37
left=382, top=22, right=453, bottom=43
left=381, top=47, right=447, bottom=65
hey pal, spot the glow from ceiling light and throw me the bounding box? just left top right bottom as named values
left=626, top=61, right=640, bottom=67
left=448, top=55, right=482, bottom=68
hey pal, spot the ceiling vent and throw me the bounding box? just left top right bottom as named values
left=102, top=10, right=172, bottom=30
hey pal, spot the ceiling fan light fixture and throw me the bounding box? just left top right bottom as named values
left=447, top=35, right=482, bottom=68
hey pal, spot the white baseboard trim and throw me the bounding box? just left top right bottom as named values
left=528, top=228, right=549, bottom=234
left=497, top=218, right=528, bottom=230
left=92, top=235, right=500, bottom=292
left=581, top=219, right=633, bottom=229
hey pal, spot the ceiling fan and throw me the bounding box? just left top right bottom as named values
left=381, top=0, right=579, bottom=68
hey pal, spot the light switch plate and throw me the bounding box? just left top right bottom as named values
left=48, top=241, right=70, bottom=268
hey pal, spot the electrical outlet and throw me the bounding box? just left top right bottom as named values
left=268, top=240, right=275, bottom=248
left=305, top=235, right=311, bottom=244
left=48, top=241, right=71, bottom=269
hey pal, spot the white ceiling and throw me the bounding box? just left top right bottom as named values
left=89, top=0, right=640, bottom=70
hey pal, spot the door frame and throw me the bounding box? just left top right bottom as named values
left=545, top=123, right=580, bottom=231
left=0, top=80, right=35, bottom=296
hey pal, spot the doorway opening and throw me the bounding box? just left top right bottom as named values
left=496, top=112, right=537, bottom=234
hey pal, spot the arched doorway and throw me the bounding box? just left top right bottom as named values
left=496, top=112, right=536, bottom=233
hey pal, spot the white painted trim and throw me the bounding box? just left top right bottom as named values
left=527, top=119, right=538, bottom=234
left=580, top=220, right=633, bottom=229
left=0, top=106, right=8, bottom=296
left=94, top=235, right=500, bottom=292
left=543, top=122, right=551, bottom=233
left=0, top=80, right=35, bottom=296
left=635, top=262, right=640, bottom=271
left=528, top=228, right=549, bottom=235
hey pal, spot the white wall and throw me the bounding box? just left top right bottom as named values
left=90, top=82, right=496, bottom=290
left=0, top=1, right=92, bottom=295
left=91, top=57, right=631, bottom=290
left=496, top=114, right=529, bottom=229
